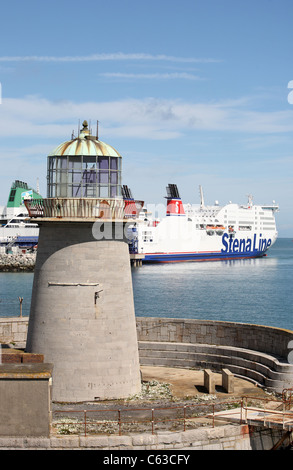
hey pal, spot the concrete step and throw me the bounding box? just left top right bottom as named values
left=138, top=341, right=293, bottom=393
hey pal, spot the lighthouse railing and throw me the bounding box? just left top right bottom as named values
left=24, top=198, right=143, bottom=220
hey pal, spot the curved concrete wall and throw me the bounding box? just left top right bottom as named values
left=136, top=317, right=293, bottom=392
left=1, top=317, right=293, bottom=393
left=26, top=221, right=141, bottom=402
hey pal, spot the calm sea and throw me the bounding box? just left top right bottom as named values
left=1, top=238, right=292, bottom=331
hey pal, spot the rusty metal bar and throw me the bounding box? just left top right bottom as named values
left=53, top=394, right=293, bottom=437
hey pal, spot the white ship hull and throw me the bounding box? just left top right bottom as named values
left=128, top=185, right=278, bottom=263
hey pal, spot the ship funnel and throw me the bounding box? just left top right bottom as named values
left=166, top=184, right=185, bottom=216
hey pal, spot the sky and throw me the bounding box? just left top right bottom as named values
left=0, top=0, right=292, bottom=236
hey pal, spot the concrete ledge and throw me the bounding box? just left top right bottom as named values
left=0, top=425, right=289, bottom=450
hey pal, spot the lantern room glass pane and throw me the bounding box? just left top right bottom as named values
left=100, top=186, right=108, bottom=197
left=99, top=157, right=109, bottom=169
left=110, top=186, right=118, bottom=197
left=83, top=169, right=97, bottom=184
left=100, top=171, right=109, bottom=184
left=69, top=158, right=81, bottom=169
left=72, top=171, right=82, bottom=183
left=110, top=171, right=118, bottom=184
left=82, top=156, right=97, bottom=169
left=110, top=157, right=118, bottom=170
left=72, top=185, right=81, bottom=197
left=57, top=157, right=67, bottom=169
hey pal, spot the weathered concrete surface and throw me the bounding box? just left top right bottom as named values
left=0, top=424, right=289, bottom=450
left=0, top=363, right=53, bottom=437
left=26, top=221, right=141, bottom=402
left=141, top=365, right=268, bottom=399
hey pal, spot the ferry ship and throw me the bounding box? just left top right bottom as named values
left=0, top=180, right=41, bottom=249
left=126, top=184, right=279, bottom=263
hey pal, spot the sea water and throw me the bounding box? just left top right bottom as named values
left=0, top=238, right=292, bottom=331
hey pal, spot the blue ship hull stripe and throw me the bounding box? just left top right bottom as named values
left=143, top=250, right=265, bottom=262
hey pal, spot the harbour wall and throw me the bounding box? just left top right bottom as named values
left=1, top=316, right=293, bottom=392
left=0, top=424, right=289, bottom=450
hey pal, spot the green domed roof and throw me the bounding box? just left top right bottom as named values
left=49, top=121, right=121, bottom=158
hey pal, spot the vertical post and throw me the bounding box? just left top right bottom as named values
left=18, top=297, right=23, bottom=317
left=118, top=409, right=121, bottom=436
left=84, top=410, right=87, bottom=437
left=151, top=408, right=154, bottom=435
left=183, top=406, right=186, bottom=432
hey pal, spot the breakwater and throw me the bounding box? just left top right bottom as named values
left=0, top=253, right=36, bottom=271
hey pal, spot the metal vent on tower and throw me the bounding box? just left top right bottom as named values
left=166, top=184, right=180, bottom=199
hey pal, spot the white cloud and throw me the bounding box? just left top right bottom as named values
left=0, top=53, right=221, bottom=64
left=100, top=72, right=203, bottom=81
left=1, top=95, right=293, bottom=142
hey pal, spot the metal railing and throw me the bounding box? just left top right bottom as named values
left=24, top=198, right=144, bottom=220
left=53, top=402, right=227, bottom=437
left=52, top=395, right=293, bottom=437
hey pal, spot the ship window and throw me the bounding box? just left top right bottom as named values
left=9, top=189, right=16, bottom=202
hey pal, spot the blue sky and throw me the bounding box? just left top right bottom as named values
left=0, top=0, right=292, bottom=235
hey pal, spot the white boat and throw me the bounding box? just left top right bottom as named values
left=126, top=184, right=279, bottom=262
left=0, top=180, right=40, bottom=249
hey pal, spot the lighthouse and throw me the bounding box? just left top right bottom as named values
left=25, top=121, right=142, bottom=402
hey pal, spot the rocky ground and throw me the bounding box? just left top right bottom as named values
left=52, top=366, right=281, bottom=436
left=0, top=252, right=36, bottom=271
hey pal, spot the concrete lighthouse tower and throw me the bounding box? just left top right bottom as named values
left=25, top=121, right=142, bottom=402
